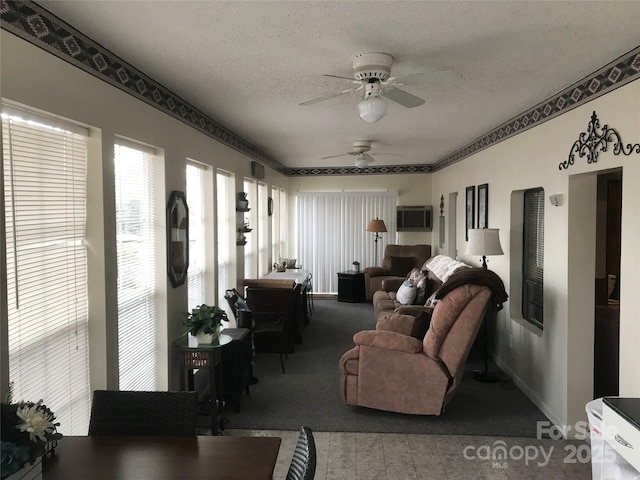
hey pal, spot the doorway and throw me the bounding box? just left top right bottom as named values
left=593, top=170, right=622, bottom=398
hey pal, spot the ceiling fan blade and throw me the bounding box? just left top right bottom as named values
left=383, top=87, right=425, bottom=108
left=363, top=154, right=375, bottom=163
left=321, top=152, right=350, bottom=160
left=322, top=74, right=358, bottom=81
left=299, top=88, right=355, bottom=106
left=374, top=152, right=405, bottom=158
left=392, top=70, right=462, bottom=86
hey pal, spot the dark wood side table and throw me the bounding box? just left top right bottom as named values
left=337, top=270, right=365, bottom=303
left=219, top=327, right=252, bottom=412
left=176, top=333, right=232, bottom=434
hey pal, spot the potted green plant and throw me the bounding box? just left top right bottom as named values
left=183, top=304, right=228, bottom=345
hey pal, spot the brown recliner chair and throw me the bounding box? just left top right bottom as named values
left=339, top=283, right=492, bottom=415
left=363, top=244, right=432, bottom=301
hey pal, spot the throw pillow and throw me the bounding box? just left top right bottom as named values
left=389, top=256, right=416, bottom=276
left=424, top=291, right=440, bottom=307
left=411, top=309, right=433, bottom=340
left=408, top=268, right=429, bottom=304
left=396, top=280, right=417, bottom=305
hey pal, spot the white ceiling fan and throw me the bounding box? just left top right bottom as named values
left=300, top=52, right=461, bottom=123
left=322, top=140, right=404, bottom=168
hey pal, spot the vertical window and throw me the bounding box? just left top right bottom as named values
left=3, top=107, right=90, bottom=435
left=243, top=178, right=258, bottom=279
left=272, top=187, right=287, bottom=265
left=216, top=170, right=236, bottom=313
left=522, top=187, right=544, bottom=328
left=296, top=191, right=397, bottom=293
left=257, top=182, right=269, bottom=275
left=187, top=161, right=212, bottom=310
left=114, top=141, right=161, bottom=390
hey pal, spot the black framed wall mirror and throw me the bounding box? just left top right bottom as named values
left=167, top=191, right=189, bottom=288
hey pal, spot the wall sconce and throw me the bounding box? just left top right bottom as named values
left=549, top=194, right=563, bottom=207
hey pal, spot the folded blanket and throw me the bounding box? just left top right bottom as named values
left=435, top=267, right=508, bottom=310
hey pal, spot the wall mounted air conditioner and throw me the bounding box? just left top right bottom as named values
left=397, top=206, right=433, bottom=231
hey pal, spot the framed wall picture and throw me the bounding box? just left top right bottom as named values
left=477, top=183, right=488, bottom=229
left=465, top=185, right=475, bottom=241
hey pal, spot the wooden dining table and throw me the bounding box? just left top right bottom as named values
left=43, top=435, right=282, bottom=479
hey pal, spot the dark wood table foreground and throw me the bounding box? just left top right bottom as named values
left=43, top=435, right=281, bottom=480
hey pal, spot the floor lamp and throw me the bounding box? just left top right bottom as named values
left=366, top=218, right=387, bottom=266
left=465, top=228, right=504, bottom=383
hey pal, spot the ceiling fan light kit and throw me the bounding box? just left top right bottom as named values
left=358, top=95, right=388, bottom=123
left=354, top=154, right=370, bottom=169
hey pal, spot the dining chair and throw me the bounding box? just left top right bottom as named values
left=88, top=390, right=198, bottom=436
left=227, top=288, right=288, bottom=374
left=286, top=426, right=316, bottom=480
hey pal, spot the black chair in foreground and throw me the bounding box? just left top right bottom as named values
left=286, top=426, right=317, bottom=480
left=88, top=390, right=198, bottom=436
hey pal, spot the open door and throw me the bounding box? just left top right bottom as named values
left=593, top=170, right=621, bottom=398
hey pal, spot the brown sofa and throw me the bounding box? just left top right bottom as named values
left=339, top=283, right=492, bottom=415
left=372, top=255, right=470, bottom=320
left=363, top=244, right=431, bottom=301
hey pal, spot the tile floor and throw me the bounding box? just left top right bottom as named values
left=227, top=429, right=593, bottom=479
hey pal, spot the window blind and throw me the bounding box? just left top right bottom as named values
left=243, top=178, right=258, bottom=280
left=257, top=182, right=269, bottom=276
left=187, top=162, right=208, bottom=310
left=270, top=186, right=288, bottom=265
left=2, top=110, right=90, bottom=435
left=296, top=191, right=397, bottom=293
left=522, top=187, right=544, bottom=327
left=216, top=170, right=236, bottom=318
left=114, top=142, right=161, bottom=390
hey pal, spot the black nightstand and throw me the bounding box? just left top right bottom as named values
left=337, top=270, right=365, bottom=303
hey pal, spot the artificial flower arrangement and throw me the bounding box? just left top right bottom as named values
left=1, top=384, right=62, bottom=479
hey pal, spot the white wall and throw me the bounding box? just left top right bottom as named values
left=0, top=31, right=288, bottom=392
left=430, top=80, right=640, bottom=431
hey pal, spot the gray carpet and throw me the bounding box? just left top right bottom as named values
left=221, top=299, right=548, bottom=437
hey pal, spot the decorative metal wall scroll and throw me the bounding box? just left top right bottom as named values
left=560, top=111, right=640, bottom=170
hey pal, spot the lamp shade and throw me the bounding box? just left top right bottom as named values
left=358, top=97, right=388, bottom=123
left=366, top=219, right=387, bottom=233
left=465, top=228, right=504, bottom=256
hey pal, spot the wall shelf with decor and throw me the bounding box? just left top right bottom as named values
left=236, top=229, right=248, bottom=246
left=236, top=192, right=250, bottom=212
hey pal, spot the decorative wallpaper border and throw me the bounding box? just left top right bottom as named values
left=2, top=1, right=639, bottom=177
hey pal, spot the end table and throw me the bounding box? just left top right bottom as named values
left=176, top=333, right=233, bottom=434
left=337, top=270, right=365, bottom=303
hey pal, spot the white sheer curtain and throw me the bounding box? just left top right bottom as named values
left=295, top=191, right=397, bottom=293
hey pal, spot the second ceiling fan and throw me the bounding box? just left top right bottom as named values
left=322, top=140, right=403, bottom=168
left=301, top=52, right=461, bottom=123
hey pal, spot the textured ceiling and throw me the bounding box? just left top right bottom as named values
left=36, top=1, right=640, bottom=171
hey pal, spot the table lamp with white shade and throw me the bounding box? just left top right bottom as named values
left=465, top=228, right=504, bottom=270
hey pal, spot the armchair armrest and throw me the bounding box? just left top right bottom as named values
left=394, top=305, right=434, bottom=317
left=353, top=330, right=423, bottom=354
left=381, top=277, right=404, bottom=291
left=363, top=266, right=388, bottom=278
